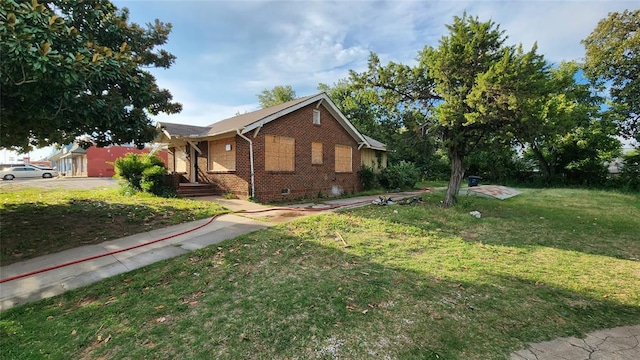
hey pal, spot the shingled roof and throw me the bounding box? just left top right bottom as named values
left=157, top=93, right=386, bottom=150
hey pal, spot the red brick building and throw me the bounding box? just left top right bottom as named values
left=156, top=93, right=387, bottom=201
left=49, top=143, right=168, bottom=177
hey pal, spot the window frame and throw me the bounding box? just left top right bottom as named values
left=208, top=138, right=237, bottom=172
left=311, top=142, right=323, bottom=165
left=265, top=134, right=295, bottom=172
left=334, top=144, right=352, bottom=173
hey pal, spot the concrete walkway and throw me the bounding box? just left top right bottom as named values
left=0, top=190, right=425, bottom=310
left=511, top=325, right=640, bottom=360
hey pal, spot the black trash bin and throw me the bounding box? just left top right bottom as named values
left=468, top=176, right=481, bottom=187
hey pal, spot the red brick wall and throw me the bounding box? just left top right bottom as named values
left=198, top=135, right=252, bottom=197
left=86, top=146, right=168, bottom=178
left=221, top=104, right=363, bottom=201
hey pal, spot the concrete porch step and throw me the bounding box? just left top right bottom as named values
left=177, top=183, right=219, bottom=197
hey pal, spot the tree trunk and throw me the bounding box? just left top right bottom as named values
left=530, top=143, right=552, bottom=184
left=443, top=151, right=465, bottom=207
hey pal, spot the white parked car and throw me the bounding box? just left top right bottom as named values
left=0, top=165, right=59, bottom=180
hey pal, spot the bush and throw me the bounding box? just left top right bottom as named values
left=141, top=165, right=170, bottom=196
left=358, top=165, right=379, bottom=190
left=114, top=153, right=171, bottom=196
left=379, top=161, right=421, bottom=190
left=619, top=149, right=640, bottom=192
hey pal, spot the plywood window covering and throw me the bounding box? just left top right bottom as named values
left=175, top=149, right=187, bottom=172
left=311, top=142, right=323, bottom=164
left=335, top=145, right=352, bottom=173
left=209, top=138, right=236, bottom=171
left=265, top=135, right=295, bottom=171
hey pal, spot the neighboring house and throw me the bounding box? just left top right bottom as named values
left=607, top=157, right=624, bottom=175
left=156, top=92, right=387, bottom=201
left=48, top=143, right=168, bottom=177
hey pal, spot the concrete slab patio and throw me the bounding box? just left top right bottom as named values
left=510, top=325, right=640, bottom=360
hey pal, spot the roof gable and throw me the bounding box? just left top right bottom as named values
left=206, top=94, right=317, bottom=136
left=158, top=92, right=385, bottom=151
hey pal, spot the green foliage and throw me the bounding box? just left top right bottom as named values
left=114, top=153, right=170, bottom=195
left=556, top=120, right=622, bottom=186
left=358, top=164, right=379, bottom=190
left=465, top=143, right=523, bottom=184
left=257, top=85, right=297, bottom=108
left=619, top=149, right=640, bottom=191
left=582, top=9, right=640, bottom=142
left=354, top=13, right=522, bottom=205
left=223, top=191, right=239, bottom=199
left=348, top=12, right=630, bottom=198
left=379, top=161, right=421, bottom=190
left=141, top=165, right=171, bottom=196
left=0, top=0, right=182, bottom=152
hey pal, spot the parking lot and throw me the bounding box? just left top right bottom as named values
left=0, top=177, right=120, bottom=190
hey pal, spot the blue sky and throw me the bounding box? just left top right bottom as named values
left=13, top=0, right=638, bottom=160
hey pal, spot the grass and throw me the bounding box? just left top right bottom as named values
left=0, top=187, right=227, bottom=265
left=1, top=187, right=639, bottom=359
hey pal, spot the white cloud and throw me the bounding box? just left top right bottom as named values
left=149, top=77, right=259, bottom=126
left=465, top=1, right=635, bottom=64
left=115, top=1, right=640, bottom=116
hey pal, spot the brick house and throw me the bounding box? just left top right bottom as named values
left=156, top=93, right=387, bottom=201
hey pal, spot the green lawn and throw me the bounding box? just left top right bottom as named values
left=0, top=187, right=227, bottom=265
left=1, top=188, right=639, bottom=359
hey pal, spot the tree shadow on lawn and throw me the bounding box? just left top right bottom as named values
left=1, top=224, right=638, bottom=360
left=0, top=199, right=224, bottom=266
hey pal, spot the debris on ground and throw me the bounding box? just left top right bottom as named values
left=372, top=196, right=394, bottom=206
left=461, top=185, right=522, bottom=200
left=469, top=211, right=481, bottom=218
left=398, top=197, right=423, bottom=206
left=373, top=196, right=424, bottom=206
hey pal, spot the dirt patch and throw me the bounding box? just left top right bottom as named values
left=245, top=210, right=312, bottom=224
left=0, top=211, right=175, bottom=266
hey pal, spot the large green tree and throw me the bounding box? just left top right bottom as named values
left=0, top=0, right=181, bottom=152
left=582, top=9, right=640, bottom=142
left=354, top=14, right=532, bottom=206
left=257, top=85, right=297, bottom=108
left=423, top=14, right=515, bottom=205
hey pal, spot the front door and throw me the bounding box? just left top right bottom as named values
left=190, top=144, right=198, bottom=183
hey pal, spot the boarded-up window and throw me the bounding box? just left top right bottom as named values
left=265, top=135, right=295, bottom=171
left=335, top=145, right=352, bottom=173
left=175, top=149, right=187, bottom=173
left=312, top=142, right=323, bottom=164
left=209, top=138, right=236, bottom=171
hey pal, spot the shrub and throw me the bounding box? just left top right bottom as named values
left=358, top=165, right=379, bottom=190
left=619, top=149, right=640, bottom=192
left=114, top=153, right=171, bottom=195
left=141, top=165, right=170, bottom=196
left=379, top=161, right=421, bottom=190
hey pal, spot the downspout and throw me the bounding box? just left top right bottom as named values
left=237, top=130, right=255, bottom=199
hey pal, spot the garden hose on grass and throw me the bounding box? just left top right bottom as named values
left=0, top=196, right=406, bottom=284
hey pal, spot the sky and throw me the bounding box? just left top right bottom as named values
left=12, top=0, right=639, bottom=161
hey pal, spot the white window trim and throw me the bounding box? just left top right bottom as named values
left=313, top=109, right=321, bottom=125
